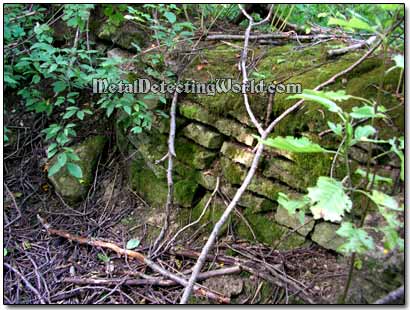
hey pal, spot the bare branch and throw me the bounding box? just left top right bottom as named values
left=37, top=215, right=230, bottom=304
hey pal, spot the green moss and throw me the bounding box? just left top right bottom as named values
left=221, top=156, right=246, bottom=185
left=236, top=208, right=305, bottom=249
left=174, top=179, right=199, bottom=208
left=129, top=161, right=168, bottom=208
left=192, top=193, right=233, bottom=234
left=221, top=142, right=255, bottom=167
left=175, top=137, right=217, bottom=169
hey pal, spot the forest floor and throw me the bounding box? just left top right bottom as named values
left=3, top=104, right=354, bottom=304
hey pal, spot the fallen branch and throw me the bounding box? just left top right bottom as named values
left=151, top=89, right=179, bottom=256
left=206, top=33, right=348, bottom=42
left=174, top=248, right=316, bottom=304
left=61, top=266, right=241, bottom=287
left=327, top=35, right=377, bottom=58
left=37, top=215, right=230, bottom=304
left=374, top=286, right=404, bottom=304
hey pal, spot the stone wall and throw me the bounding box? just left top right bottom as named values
left=116, top=42, right=402, bottom=251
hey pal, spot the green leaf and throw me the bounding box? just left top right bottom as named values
left=66, top=163, right=83, bottom=179
left=97, top=253, right=110, bottom=263
left=336, top=222, right=375, bottom=254
left=392, top=54, right=404, bottom=69
left=257, top=136, right=326, bottom=153
left=277, top=192, right=310, bottom=215
left=131, top=126, right=142, bottom=134
left=353, top=125, right=376, bottom=141
left=389, top=138, right=404, bottom=181
left=287, top=89, right=344, bottom=113
left=63, top=109, right=77, bottom=119
left=48, top=153, right=67, bottom=177
left=328, top=17, right=375, bottom=33
left=327, top=121, right=343, bottom=137
left=123, top=106, right=132, bottom=115
left=368, top=190, right=400, bottom=211
left=349, top=105, right=385, bottom=119
left=53, top=80, right=67, bottom=93
left=126, top=238, right=140, bottom=250
left=277, top=193, right=310, bottom=224
left=381, top=226, right=403, bottom=251
left=164, top=11, right=177, bottom=24
left=76, top=110, right=85, bottom=120
left=4, top=248, right=8, bottom=257
left=354, top=168, right=392, bottom=185
left=307, top=177, right=352, bottom=222
left=66, top=152, right=80, bottom=161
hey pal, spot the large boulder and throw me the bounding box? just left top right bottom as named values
left=48, top=136, right=106, bottom=202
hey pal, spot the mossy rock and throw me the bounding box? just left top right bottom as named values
left=48, top=136, right=107, bottom=202
left=236, top=209, right=306, bottom=249
left=179, top=101, right=256, bottom=146
left=191, top=193, right=234, bottom=235
left=174, top=179, right=200, bottom=208
left=263, top=151, right=334, bottom=190
left=175, top=137, right=217, bottom=170
left=220, top=156, right=296, bottom=201
left=221, top=183, right=276, bottom=214
left=182, top=123, right=223, bottom=149
left=221, top=141, right=255, bottom=167
left=275, top=206, right=315, bottom=237
left=97, top=20, right=148, bottom=51
left=311, top=222, right=346, bottom=251
left=129, top=161, right=168, bottom=208
left=127, top=128, right=168, bottom=179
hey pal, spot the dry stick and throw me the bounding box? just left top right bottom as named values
left=327, top=35, right=377, bottom=58
left=61, top=266, right=240, bottom=287
left=151, top=89, right=179, bottom=256
left=206, top=33, right=348, bottom=41
left=180, top=17, right=385, bottom=305
left=36, top=215, right=230, bottom=304
left=4, top=263, right=46, bottom=304
left=374, top=286, right=404, bottom=304
left=179, top=5, right=272, bottom=303
left=174, top=248, right=316, bottom=304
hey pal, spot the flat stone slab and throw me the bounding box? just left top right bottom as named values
left=182, top=123, right=223, bottom=149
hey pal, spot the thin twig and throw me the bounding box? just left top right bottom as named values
left=37, top=215, right=229, bottom=304
left=4, top=263, right=46, bottom=304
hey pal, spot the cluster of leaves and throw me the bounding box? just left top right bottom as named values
left=4, top=4, right=152, bottom=179
left=259, top=89, right=404, bottom=256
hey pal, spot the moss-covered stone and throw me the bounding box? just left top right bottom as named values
left=130, top=161, right=168, bottom=208
left=174, top=179, right=200, bottom=208
left=221, top=156, right=246, bottom=185
left=221, top=141, right=255, bottom=167
left=311, top=222, right=345, bottom=251
left=220, top=156, right=296, bottom=201
left=179, top=101, right=218, bottom=125
left=192, top=193, right=233, bottom=234
left=221, top=183, right=276, bottom=213
left=275, top=206, right=314, bottom=236
left=175, top=137, right=217, bottom=170
left=128, top=128, right=168, bottom=179
left=236, top=209, right=306, bottom=249
left=48, top=136, right=106, bottom=202
left=182, top=123, right=223, bottom=149
left=263, top=152, right=334, bottom=190
left=179, top=101, right=256, bottom=146
left=98, top=20, right=148, bottom=51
